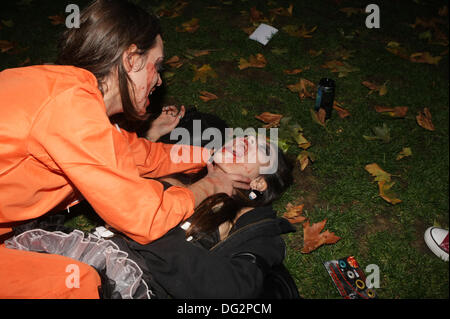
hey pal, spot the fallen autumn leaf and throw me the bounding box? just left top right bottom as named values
left=374, top=106, right=408, bottom=118
left=176, top=18, right=199, bottom=33
left=192, top=64, right=218, bottom=83
left=396, top=147, right=412, bottom=160
left=301, top=219, right=341, bottom=253
left=365, top=163, right=392, bottom=183
left=238, top=53, right=267, bottom=70
left=283, top=203, right=306, bottom=224
left=282, top=24, right=317, bottom=38
left=255, top=112, right=283, bottom=128
left=333, top=101, right=350, bottom=118
left=416, top=107, right=435, bottom=131
left=199, top=91, right=218, bottom=102
left=310, top=108, right=327, bottom=127
left=287, top=78, right=316, bottom=99
left=378, top=180, right=402, bottom=205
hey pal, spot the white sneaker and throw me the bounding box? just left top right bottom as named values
left=424, top=227, right=449, bottom=262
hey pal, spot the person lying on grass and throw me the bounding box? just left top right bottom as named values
left=110, top=134, right=297, bottom=298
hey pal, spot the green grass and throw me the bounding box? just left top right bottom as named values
left=1, top=0, right=448, bottom=298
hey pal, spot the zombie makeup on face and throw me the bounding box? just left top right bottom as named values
left=127, top=35, right=164, bottom=114
left=212, top=135, right=277, bottom=179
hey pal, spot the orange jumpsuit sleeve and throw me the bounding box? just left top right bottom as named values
left=120, top=128, right=208, bottom=178
left=30, top=85, right=206, bottom=244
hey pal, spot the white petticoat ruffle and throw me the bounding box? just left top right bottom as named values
left=4, top=229, right=151, bottom=299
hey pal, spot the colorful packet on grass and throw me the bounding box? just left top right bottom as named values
left=323, top=256, right=377, bottom=299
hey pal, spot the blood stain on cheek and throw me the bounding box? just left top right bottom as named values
left=146, top=62, right=157, bottom=90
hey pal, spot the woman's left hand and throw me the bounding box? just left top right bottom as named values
left=146, top=105, right=185, bottom=142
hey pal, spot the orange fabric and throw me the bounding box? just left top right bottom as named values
left=0, top=245, right=101, bottom=299
left=0, top=65, right=207, bottom=244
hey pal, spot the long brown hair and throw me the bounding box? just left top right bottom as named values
left=56, top=0, right=161, bottom=121
left=185, top=146, right=293, bottom=241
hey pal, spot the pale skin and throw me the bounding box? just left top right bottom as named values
left=163, top=136, right=276, bottom=240
left=215, top=135, right=274, bottom=240
left=101, top=35, right=250, bottom=207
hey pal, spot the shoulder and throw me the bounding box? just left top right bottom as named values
left=212, top=206, right=295, bottom=258
left=1, top=65, right=99, bottom=98
left=1, top=64, right=96, bottom=82
left=234, top=206, right=296, bottom=235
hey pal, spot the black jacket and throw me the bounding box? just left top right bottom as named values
left=119, top=206, right=296, bottom=299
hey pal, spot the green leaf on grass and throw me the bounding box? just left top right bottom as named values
left=363, top=123, right=391, bottom=143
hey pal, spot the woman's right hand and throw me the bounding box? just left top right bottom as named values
left=205, top=162, right=251, bottom=196
left=188, top=163, right=251, bottom=206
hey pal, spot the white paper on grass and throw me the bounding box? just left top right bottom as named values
left=249, top=23, right=278, bottom=45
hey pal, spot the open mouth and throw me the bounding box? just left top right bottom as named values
left=223, top=137, right=248, bottom=158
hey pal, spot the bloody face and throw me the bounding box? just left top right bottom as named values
left=127, top=35, right=164, bottom=115
left=213, top=135, right=277, bottom=179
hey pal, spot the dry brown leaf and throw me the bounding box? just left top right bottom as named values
left=321, top=60, right=359, bottom=77
left=333, top=101, right=350, bottom=118
left=416, top=108, right=435, bottom=131
left=379, top=82, right=388, bottom=96
left=189, top=49, right=212, bottom=57
left=321, top=60, right=345, bottom=70
left=269, top=4, right=293, bottom=17
left=365, top=163, right=392, bottom=183
left=409, top=52, right=442, bottom=65
left=242, top=26, right=257, bottom=35
left=283, top=24, right=317, bottom=38
left=361, top=80, right=378, bottom=91
left=287, top=78, right=316, bottom=99
left=296, top=151, right=315, bottom=171
left=374, top=106, right=408, bottom=118
left=301, top=219, right=341, bottom=253
left=310, top=108, right=326, bottom=127
left=283, top=203, right=306, bottom=224
left=386, top=42, right=410, bottom=60
left=362, top=80, right=388, bottom=96
left=365, top=163, right=401, bottom=205
left=192, top=64, right=217, bottom=83
left=199, top=91, right=218, bottom=102
left=284, top=68, right=303, bottom=75
left=294, top=132, right=311, bottom=150
left=157, top=1, right=188, bottom=18
left=297, top=153, right=309, bottom=171
left=396, top=147, right=412, bottom=161
left=176, top=18, right=199, bottom=33
left=378, top=181, right=402, bottom=205
left=158, top=9, right=181, bottom=18
left=238, top=53, right=267, bottom=70
left=165, top=56, right=183, bottom=68
left=255, top=112, right=283, bottom=128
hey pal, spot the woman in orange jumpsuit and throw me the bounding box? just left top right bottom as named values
left=0, top=0, right=249, bottom=298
